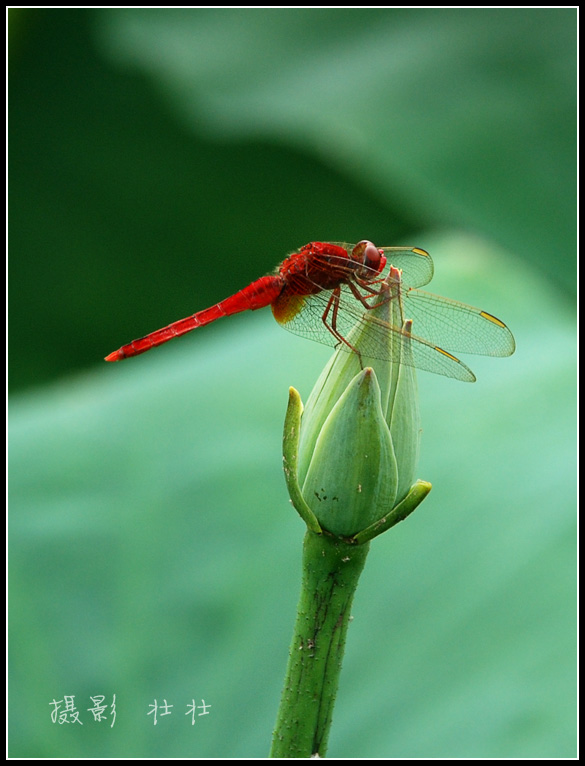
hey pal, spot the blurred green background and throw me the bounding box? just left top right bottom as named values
left=9, top=8, right=576, bottom=758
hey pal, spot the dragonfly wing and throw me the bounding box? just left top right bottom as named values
left=380, top=247, right=434, bottom=288
left=402, top=290, right=516, bottom=357
left=356, top=311, right=476, bottom=381
left=272, top=288, right=476, bottom=382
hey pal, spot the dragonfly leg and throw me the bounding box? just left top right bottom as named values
left=322, top=288, right=364, bottom=367
left=355, top=275, right=387, bottom=296
left=349, top=275, right=405, bottom=316
left=346, top=278, right=389, bottom=310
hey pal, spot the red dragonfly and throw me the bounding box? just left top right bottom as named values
left=105, top=240, right=515, bottom=382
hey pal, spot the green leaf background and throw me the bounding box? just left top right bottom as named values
left=9, top=9, right=576, bottom=758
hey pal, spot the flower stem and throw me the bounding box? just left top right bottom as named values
left=270, top=530, right=370, bottom=758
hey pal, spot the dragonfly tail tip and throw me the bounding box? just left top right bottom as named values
left=105, top=349, right=124, bottom=362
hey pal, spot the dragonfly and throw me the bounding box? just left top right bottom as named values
left=105, top=240, right=515, bottom=382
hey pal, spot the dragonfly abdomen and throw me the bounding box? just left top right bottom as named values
left=105, top=275, right=283, bottom=361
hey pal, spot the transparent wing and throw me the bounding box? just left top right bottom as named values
left=272, top=283, right=476, bottom=382
left=380, top=246, right=434, bottom=288
left=305, top=256, right=514, bottom=358
left=401, top=289, right=516, bottom=357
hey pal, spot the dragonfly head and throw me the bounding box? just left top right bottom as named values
left=351, top=240, right=386, bottom=279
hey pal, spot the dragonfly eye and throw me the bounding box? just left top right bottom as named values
left=352, top=240, right=383, bottom=274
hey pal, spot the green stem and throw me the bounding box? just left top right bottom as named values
left=270, top=530, right=370, bottom=758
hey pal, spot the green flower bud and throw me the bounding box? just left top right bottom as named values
left=289, top=267, right=423, bottom=539
left=301, top=368, right=398, bottom=537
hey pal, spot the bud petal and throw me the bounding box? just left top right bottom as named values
left=297, top=343, right=361, bottom=487
left=388, top=319, right=421, bottom=503
left=301, top=368, right=398, bottom=538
